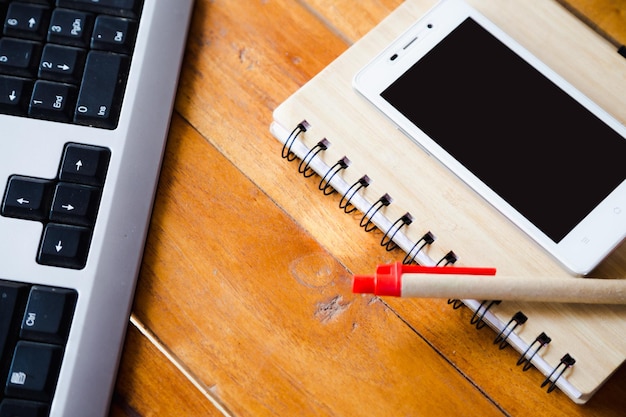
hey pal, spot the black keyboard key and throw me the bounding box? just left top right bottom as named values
left=20, top=286, right=77, bottom=345
left=74, top=51, right=128, bottom=128
left=4, top=341, right=63, bottom=402
left=29, top=79, right=77, bottom=122
left=38, top=44, right=85, bottom=83
left=1, top=176, right=53, bottom=221
left=47, top=8, right=93, bottom=47
left=56, top=0, right=141, bottom=18
left=37, top=223, right=91, bottom=269
left=0, top=282, right=28, bottom=362
left=0, top=38, right=42, bottom=78
left=49, top=182, right=100, bottom=226
left=58, top=143, right=110, bottom=186
left=0, top=75, right=33, bottom=115
left=15, top=0, right=54, bottom=5
left=3, top=3, right=50, bottom=41
left=91, top=15, right=137, bottom=54
left=0, top=399, right=49, bottom=417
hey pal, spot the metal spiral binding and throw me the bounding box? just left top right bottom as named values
left=282, top=121, right=309, bottom=161
left=299, top=139, right=329, bottom=177
left=541, top=354, right=576, bottom=393
left=319, top=157, right=350, bottom=195
left=517, top=332, right=552, bottom=371
left=493, top=311, right=528, bottom=349
left=381, top=213, right=413, bottom=251
left=359, top=194, right=392, bottom=232
left=339, top=175, right=370, bottom=214
left=402, top=231, right=436, bottom=265
left=428, top=251, right=465, bottom=309
left=470, top=300, right=501, bottom=329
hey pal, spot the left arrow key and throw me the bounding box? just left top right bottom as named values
left=1, top=175, right=53, bottom=221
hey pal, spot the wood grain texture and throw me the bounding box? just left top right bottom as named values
left=109, top=323, right=225, bottom=417
left=557, top=0, right=626, bottom=47
left=111, top=1, right=626, bottom=416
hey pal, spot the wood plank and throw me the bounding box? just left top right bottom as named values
left=128, top=112, right=505, bottom=416
left=109, top=321, right=225, bottom=417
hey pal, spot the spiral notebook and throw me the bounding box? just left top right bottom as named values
left=269, top=0, right=626, bottom=404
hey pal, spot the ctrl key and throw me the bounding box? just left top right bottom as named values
left=37, top=223, right=92, bottom=269
left=4, top=341, right=63, bottom=403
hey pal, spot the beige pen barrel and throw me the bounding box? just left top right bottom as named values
left=401, top=273, right=626, bottom=304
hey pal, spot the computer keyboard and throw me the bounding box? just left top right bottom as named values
left=0, top=1, right=195, bottom=416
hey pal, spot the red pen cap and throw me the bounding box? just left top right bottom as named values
left=353, top=262, right=405, bottom=296
left=352, top=274, right=376, bottom=293
left=353, top=262, right=496, bottom=297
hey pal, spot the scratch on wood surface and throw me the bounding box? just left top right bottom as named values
left=129, top=315, right=235, bottom=416
left=314, top=295, right=351, bottom=324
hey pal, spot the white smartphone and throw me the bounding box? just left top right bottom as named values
left=353, top=0, right=626, bottom=275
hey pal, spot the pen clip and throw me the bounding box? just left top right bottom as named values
left=379, top=261, right=496, bottom=277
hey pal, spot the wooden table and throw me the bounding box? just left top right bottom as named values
left=109, top=1, right=626, bottom=416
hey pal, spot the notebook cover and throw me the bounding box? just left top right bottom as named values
left=270, top=0, right=626, bottom=403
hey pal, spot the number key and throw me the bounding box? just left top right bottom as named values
left=38, top=44, right=85, bottom=84
left=3, top=3, right=50, bottom=41
left=47, top=8, right=93, bottom=48
left=0, top=38, right=42, bottom=78
left=29, top=79, right=77, bottom=122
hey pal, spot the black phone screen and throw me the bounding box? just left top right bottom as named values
left=381, top=18, right=626, bottom=243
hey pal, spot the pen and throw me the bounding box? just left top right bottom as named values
left=352, top=262, right=626, bottom=304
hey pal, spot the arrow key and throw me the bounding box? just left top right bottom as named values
left=3, top=3, right=51, bottom=41
left=59, top=143, right=110, bottom=186
left=50, top=182, right=101, bottom=226
left=38, top=223, right=91, bottom=269
left=0, top=74, right=33, bottom=115
left=1, top=175, right=52, bottom=221
left=38, top=44, right=85, bottom=84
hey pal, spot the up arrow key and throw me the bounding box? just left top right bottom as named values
left=60, top=144, right=111, bottom=187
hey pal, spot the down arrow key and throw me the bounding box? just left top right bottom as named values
left=0, top=75, right=33, bottom=116
left=38, top=224, right=91, bottom=269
